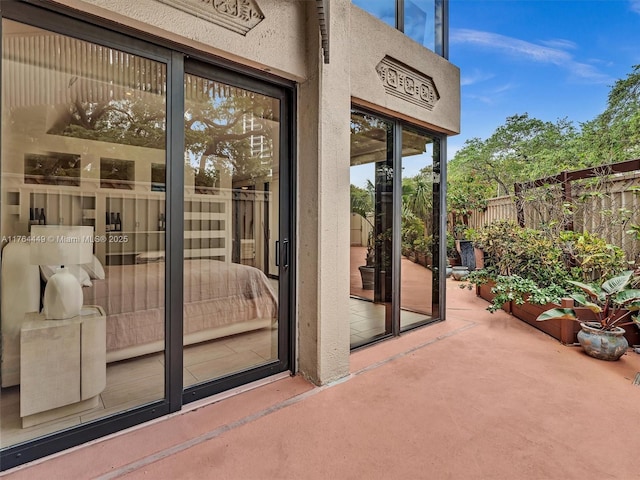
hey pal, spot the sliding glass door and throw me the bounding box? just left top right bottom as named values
left=349, top=112, right=394, bottom=346
left=349, top=108, right=442, bottom=348
left=0, top=6, right=293, bottom=468
left=0, top=17, right=168, bottom=450
left=400, top=125, right=439, bottom=330
left=182, top=63, right=286, bottom=393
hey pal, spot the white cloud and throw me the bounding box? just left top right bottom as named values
left=460, top=69, right=495, bottom=86
left=540, top=39, right=578, bottom=50
left=463, top=83, right=514, bottom=106
left=451, top=28, right=613, bottom=84
left=631, top=0, right=640, bottom=14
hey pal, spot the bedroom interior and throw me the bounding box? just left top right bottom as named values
left=0, top=19, right=283, bottom=449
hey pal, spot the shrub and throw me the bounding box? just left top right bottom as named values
left=464, top=220, right=630, bottom=312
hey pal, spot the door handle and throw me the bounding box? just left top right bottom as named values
left=282, top=239, right=289, bottom=269
left=275, top=239, right=289, bottom=269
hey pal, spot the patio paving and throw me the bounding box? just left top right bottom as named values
left=3, top=279, right=640, bottom=479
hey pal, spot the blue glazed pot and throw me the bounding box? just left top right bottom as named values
left=451, top=266, right=469, bottom=281
left=577, top=322, right=628, bottom=361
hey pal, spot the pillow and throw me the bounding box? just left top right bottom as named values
left=82, top=255, right=106, bottom=280
left=40, top=264, right=92, bottom=287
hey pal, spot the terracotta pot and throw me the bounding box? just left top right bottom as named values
left=577, top=322, right=628, bottom=361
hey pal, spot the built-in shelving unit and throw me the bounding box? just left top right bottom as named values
left=3, top=158, right=232, bottom=265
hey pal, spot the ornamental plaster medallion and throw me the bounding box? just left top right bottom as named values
left=375, top=57, right=440, bottom=110
left=156, top=0, right=264, bottom=35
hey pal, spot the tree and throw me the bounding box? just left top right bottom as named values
left=576, top=65, right=640, bottom=164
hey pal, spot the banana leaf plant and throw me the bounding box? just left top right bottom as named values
left=536, top=271, right=640, bottom=331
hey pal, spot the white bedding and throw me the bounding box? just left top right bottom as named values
left=1, top=245, right=278, bottom=386
left=82, top=259, right=278, bottom=356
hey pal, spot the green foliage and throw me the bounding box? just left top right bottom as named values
left=576, top=65, right=640, bottom=164
left=50, top=99, right=166, bottom=149
left=558, top=231, right=627, bottom=282
left=537, top=271, right=640, bottom=331
left=447, top=65, right=640, bottom=209
left=401, top=213, right=431, bottom=260
left=472, top=220, right=570, bottom=287
left=447, top=114, right=581, bottom=198
left=489, top=275, right=565, bottom=313
left=462, top=220, right=630, bottom=313
left=446, top=231, right=459, bottom=261
left=350, top=184, right=374, bottom=220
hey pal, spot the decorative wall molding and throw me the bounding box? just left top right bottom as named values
left=316, top=0, right=330, bottom=64
left=375, top=57, right=440, bottom=111
left=156, top=0, right=265, bottom=36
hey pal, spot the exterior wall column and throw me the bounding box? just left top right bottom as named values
left=297, top=0, right=351, bottom=385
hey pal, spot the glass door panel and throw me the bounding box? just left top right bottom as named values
left=400, top=127, right=438, bottom=330
left=349, top=111, right=394, bottom=348
left=182, top=74, right=279, bottom=387
left=0, top=19, right=166, bottom=448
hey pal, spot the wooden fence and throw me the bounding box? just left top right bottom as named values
left=458, top=170, right=640, bottom=262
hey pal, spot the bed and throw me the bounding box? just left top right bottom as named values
left=0, top=241, right=278, bottom=387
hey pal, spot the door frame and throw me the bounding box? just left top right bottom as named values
left=349, top=105, right=446, bottom=350
left=180, top=57, right=295, bottom=404
left=0, top=1, right=296, bottom=470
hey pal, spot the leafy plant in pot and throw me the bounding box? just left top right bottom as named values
left=351, top=183, right=376, bottom=289
left=536, top=271, right=640, bottom=361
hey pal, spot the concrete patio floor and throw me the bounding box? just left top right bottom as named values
left=3, top=279, right=640, bottom=479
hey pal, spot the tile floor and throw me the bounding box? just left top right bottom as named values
left=349, top=296, right=432, bottom=345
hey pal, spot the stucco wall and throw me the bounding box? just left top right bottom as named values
left=54, top=0, right=308, bottom=82
left=349, top=5, right=460, bottom=135
left=297, top=0, right=351, bottom=385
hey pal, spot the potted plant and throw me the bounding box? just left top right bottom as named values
left=536, top=271, right=640, bottom=360
left=351, top=184, right=375, bottom=289
left=358, top=231, right=376, bottom=289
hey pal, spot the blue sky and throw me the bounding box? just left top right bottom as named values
left=449, top=0, right=640, bottom=159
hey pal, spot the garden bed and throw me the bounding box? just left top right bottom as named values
left=510, top=300, right=581, bottom=345
left=476, top=281, right=511, bottom=313
left=475, top=286, right=640, bottom=346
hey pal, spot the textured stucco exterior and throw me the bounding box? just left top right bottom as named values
left=297, top=0, right=352, bottom=385
left=42, top=0, right=459, bottom=386
left=350, top=5, right=460, bottom=134
left=55, top=0, right=309, bottom=81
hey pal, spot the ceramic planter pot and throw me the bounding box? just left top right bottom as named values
left=358, top=265, right=375, bottom=290
left=577, top=322, right=628, bottom=361
left=451, top=266, right=469, bottom=281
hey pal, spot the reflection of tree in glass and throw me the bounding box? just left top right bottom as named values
left=24, top=153, right=81, bottom=186
left=403, top=167, right=433, bottom=235
left=48, top=98, right=166, bottom=149
left=184, top=79, right=277, bottom=190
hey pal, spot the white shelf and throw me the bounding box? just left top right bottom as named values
left=184, top=248, right=226, bottom=258
left=184, top=230, right=225, bottom=239
left=184, top=212, right=226, bottom=221
left=108, top=231, right=164, bottom=235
